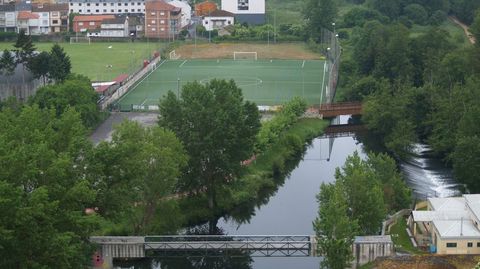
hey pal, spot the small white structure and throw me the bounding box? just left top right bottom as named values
left=202, top=9, right=234, bottom=31
left=88, top=16, right=129, bottom=37
left=353, top=235, right=394, bottom=268
left=167, top=0, right=191, bottom=28
left=221, top=0, right=264, bottom=24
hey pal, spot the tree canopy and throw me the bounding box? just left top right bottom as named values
left=158, top=79, right=261, bottom=218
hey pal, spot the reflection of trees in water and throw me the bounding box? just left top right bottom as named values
left=115, top=256, right=252, bottom=269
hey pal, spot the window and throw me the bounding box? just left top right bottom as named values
left=446, top=243, right=457, bottom=248
left=131, top=8, right=134, bottom=12
left=87, top=3, right=90, bottom=6
left=110, top=3, right=114, bottom=6
left=79, top=9, right=83, bottom=12
left=238, top=0, right=248, bottom=10
left=103, top=3, right=106, bottom=5
left=95, top=3, right=99, bottom=6
left=52, top=19, right=58, bottom=24
left=87, top=9, right=91, bottom=12
left=160, top=27, right=164, bottom=31
left=228, top=20, right=231, bottom=24
left=79, top=3, right=82, bottom=6
left=160, top=20, right=164, bottom=24
left=78, top=22, right=84, bottom=25
left=160, top=12, right=164, bottom=15
left=118, top=3, right=121, bottom=6
left=103, top=9, right=106, bottom=12
left=151, top=12, right=155, bottom=15
left=89, top=21, right=95, bottom=25
left=468, top=242, right=473, bottom=247
left=477, top=242, right=480, bottom=247
left=151, top=27, right=155, bottom=31
left=124, top=9, right=128, bottom=12
left=137, top=2, right=140, bottom=5
left=137, top=9, right=140, bottom=12
left=95, top=9, right=99, bottom=12
left=111, top=9, right=114, bottom=12
left=204, top=20, right=208, bottom=24
left=124, top=3, right=127, bottom=5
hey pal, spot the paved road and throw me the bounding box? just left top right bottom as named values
left=89, top=112, right=158, bottom=144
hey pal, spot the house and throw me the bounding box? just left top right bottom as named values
left=144, top=0, right=180, bottom=39
left=194, top=0, right=216, bottom=16
left=68, top=0, right=145, bottom=15
left=221, top=0, right=264, bottom=25
left=17, top=11, right=40, bottom=35
left=72, top=14, right=114, bottom=33
left=87, top=15, right=129, bottom=37
left=409, top=194, right=480, bottom=254
left=0, top=4, right=16, bottom=32
left=166, top=0, right=190, bottom=28
left=128, top=14, right=144, bottom=36
left=202, top=9, right=233, bottom=31
left=32, top=4, right=51, bottom=34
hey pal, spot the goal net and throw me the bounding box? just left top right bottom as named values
left=234, top=51, right=257, bottom=60
left=169, top=50, right=181, bottom=60
left=70, top=36, right=91, bottom=44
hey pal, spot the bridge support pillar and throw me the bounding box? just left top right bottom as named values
left=310, top=236, right=318, bottom=257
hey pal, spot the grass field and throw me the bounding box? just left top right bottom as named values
left=0, top=41, right=165, bottom=81
left=117, top=58, right=327, bottom=109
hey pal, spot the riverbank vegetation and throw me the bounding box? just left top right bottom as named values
left=314, top=152, right=411, bottom=268
left=331, top=0, right=480, bottom=193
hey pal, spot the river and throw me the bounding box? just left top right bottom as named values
left=91, top=113, right=460, bottom=269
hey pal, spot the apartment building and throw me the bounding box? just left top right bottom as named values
left=68, top=0, right=145, bottom=15
left=0, top=4, right=16, bottom=32
left=144, top=0, right=180, bottom=39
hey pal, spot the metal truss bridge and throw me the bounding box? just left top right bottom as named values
left=90, top=235, right=317, bottom=259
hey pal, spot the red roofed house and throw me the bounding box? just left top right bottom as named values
left=17, top=11, right=40, bottom=35
left=195, top=0, right=217, bottom=16
left=145, top=0, right=181, bottom=39
left=73, top=14, right=114, bottom=33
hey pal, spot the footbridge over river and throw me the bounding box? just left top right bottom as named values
left=319, top=102, right=363, bottom=118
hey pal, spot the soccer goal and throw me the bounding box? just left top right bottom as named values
left=70, top=36, right=91, bottom=44
left=233, top=51, right=257, bottom=60
left=169, top=50, right=181, bottom=60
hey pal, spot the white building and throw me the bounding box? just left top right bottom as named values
left=0, top=4, right=17, bottom=32
left=221, top=0, right=264, bottom=24
left=409, top=194, right=480, bottom=254
left=32, top=6, right=50, bottom=34
left=167, top=0, right=191, bottom=28
left=202, top=9, right=233, bottom=31
left=69, top=0, right=145, bottom=15
left=87, top=16, right=129, bottom=37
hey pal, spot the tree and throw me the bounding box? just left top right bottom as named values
left=0, top=49, right=16, bottom=86
left=471, top=10, right=480, bottom=47
left=49, top=44, right=71, bottom=82
left=30, top=74, right=101, bottom=129
left=0, top=105, right=101, bottom=268
left=304, top=0, right=337, bottom=41
left=314, top=182, right=359, bottom=269
left=404, top=4, right=428, bottom=25
left=29, top=51, right=51, bottom=85
left=91, top=120, right=188, bottom=234
left=158, top=79, right=261, bottom=229
left=13, top=29, right=36, bottom=82
left=335, top=152, right=386, bottom=234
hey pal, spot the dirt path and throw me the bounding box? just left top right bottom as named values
left=449, top=16, right=476, bottom=45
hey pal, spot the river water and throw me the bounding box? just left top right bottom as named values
left=92, top=114, right=460, bottom=269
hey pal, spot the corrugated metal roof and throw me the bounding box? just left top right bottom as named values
left=433, top=219, right=480, bottom=239
left=354, top=235, right=392, bottom=244
left=412, top=210, right=470, bottom=222
left=465, top=194, right=480, bottom=221
left=429, top=197, right=465, bottom=211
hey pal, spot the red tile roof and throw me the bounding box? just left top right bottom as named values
left=113, top=74, right=129, bottom=83
left=17, top=11, right=39, bottom=20
left=73, top=14, right=115, bottom=22
left=206, top=9, right=234, bottom=17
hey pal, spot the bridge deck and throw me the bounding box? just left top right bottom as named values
left=319, top=102, right=363, bottom=118
left=91, top=235, right=315, bottom=258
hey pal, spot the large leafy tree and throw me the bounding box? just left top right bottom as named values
left=30, top=74, right=101, bottom=129
left=91, top=120, right=188, bottom=234
left=29, top=51, right=51, bottom=85
left=158, top=79, right=261, bottom=221
left=314, top=182, right=358, bottom=269
left=0, top=105, right=100, bottom=268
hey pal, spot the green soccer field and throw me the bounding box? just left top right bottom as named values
left=117, top=59, right=328, bottom=108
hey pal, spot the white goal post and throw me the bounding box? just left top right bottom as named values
left=169, top=50, right=181, bottom=60
left=70, top=36, right=91, bottom=44
left=233, top=51, right=257, bottom=60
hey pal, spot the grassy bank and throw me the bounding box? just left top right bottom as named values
left=388, top=218, right=422, bottom=254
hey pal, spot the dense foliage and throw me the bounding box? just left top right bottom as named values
left=314, top=152, right=410, bottom=268
left=158, top=79, right=261, bottom=227
left=336, top=0, right=480, bottom=192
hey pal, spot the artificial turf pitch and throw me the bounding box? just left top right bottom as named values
left=116, top=59, right=327, bottom=109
